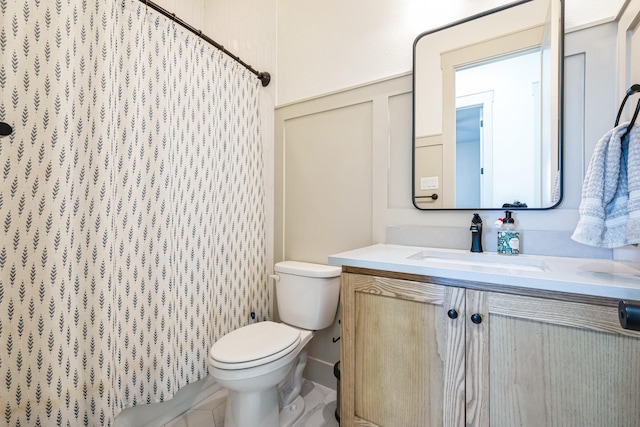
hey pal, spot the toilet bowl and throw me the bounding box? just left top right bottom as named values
left=209, top=322, right=313, bottom=427
left=208, top=261, right=341, bottom=427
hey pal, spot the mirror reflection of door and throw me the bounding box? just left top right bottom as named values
left=455, top=106, right=482, bottom=208
left=454, top=50, right=541, bottom=207
left=455, top=92, right=494, bottom=208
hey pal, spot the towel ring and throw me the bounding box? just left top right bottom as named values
left=615, top=84, right=640, bottom=127
left=622, top=99, right=640, bottom=141
left=615, top=84, right=640, bottom=141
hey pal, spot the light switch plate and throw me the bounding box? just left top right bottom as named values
left=421, top=176, right=438, bottom=190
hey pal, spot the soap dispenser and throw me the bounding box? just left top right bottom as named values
left=497, top=210, right=520, bottom=255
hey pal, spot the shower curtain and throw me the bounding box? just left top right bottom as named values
left=0, top=0, right=269, bottom=425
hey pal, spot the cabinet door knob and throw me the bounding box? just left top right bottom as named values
left=471, top=313, right=482, bottom=324
left=447, top=309, right=458, bottom=319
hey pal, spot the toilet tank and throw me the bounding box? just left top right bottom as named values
left=274, top=261, right=341, bottom=330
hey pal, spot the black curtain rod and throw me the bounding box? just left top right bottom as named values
left=138, top=0, right=271, bottom=87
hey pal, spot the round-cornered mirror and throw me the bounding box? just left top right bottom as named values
left=412, top=0, right=564, bottom=210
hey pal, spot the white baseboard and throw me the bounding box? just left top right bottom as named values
left=303, top=356, right=338, bottom=390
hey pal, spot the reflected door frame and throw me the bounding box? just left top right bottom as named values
left=456, top=92, right=494, bottom=207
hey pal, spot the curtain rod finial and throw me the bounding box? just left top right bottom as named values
left=0, top=122, right=13, bottom=138
left=258, top=72, right=271, bottom=87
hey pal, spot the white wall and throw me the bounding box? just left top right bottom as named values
left=616, top=0, right=640, bottom=104
left=276, top=0, right=624, bottom=106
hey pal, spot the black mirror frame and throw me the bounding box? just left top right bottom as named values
left=411, top=0, right=564, bottom=211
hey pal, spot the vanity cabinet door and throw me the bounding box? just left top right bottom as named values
left=466, top=290, right=640, bottom=427
left=340, top=273, right=466, bottom=427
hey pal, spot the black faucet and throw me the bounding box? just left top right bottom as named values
left=470, top=213, right=483, bottom=253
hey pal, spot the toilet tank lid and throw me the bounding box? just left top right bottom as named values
left=275, top=261, right=341, bottom=278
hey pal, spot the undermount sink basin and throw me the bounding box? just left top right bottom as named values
left=407, top=249, right=549, bottom=272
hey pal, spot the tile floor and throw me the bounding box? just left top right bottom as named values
left=164, top=380, right=340, bottom=427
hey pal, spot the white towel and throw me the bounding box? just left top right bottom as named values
left=626, top=124, right=640, bottom=243
left=571, top=122, right=640, bottom=248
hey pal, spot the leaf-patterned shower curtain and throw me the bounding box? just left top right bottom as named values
left=0, top=0, right=269, bottom=425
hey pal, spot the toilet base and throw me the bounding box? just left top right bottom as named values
left=224, top=387, right=279, bottom=427
left=280, top=395, right=305, bottom=427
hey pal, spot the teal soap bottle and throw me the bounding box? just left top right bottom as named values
left=497, top=210, right=520, bottom=255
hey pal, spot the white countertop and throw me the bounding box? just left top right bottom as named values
left=328, top=244, right=640, bottom=301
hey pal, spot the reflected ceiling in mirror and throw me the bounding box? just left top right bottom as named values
left=412, top=0, right=563, bottom=210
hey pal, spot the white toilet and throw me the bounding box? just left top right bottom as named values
left=208, top=261, right=341, bottom=427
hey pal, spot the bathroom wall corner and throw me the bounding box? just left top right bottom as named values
left=303, top=356, right=338, bottom=390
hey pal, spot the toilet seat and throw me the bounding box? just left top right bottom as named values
left=210, top=321, right=301, bottom=370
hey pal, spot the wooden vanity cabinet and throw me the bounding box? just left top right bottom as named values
left=340, top=271, right=466, bottom=427
left=340, top=269, right=640, bottom=427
